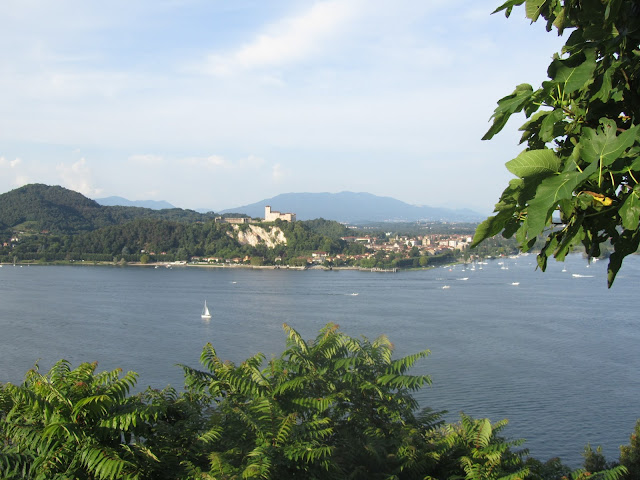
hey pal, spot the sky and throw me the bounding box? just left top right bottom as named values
left=0, top=0, right=567, bottom=214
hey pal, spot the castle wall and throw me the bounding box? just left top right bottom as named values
left=265, top=206, right=296, bottom=222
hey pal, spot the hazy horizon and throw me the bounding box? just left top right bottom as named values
left=93, top=189, right=485, bottom=214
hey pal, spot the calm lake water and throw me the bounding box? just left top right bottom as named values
left=1, top=255, right=638, bottom=467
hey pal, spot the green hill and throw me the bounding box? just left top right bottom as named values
left=0, top=184, right=216, bottom=234
left=0, top=184, right=105, bottom=233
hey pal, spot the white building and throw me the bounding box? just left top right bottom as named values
left=264, top=206, right=296, bottom=222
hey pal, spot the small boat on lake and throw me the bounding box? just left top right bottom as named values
left=201, top=300, right=212, bottom=319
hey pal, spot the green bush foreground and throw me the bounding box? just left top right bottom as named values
left=0, top=324, right=634, bottom=480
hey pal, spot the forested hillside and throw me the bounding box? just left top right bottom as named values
left=0, top=184, right=108, bottom=233
left=7, top=218, right=364, bottom=264
left=0, top=184, right=216, bottom=235
left=0, top=185, right=371, bottom=264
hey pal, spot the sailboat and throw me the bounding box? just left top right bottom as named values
left=201, top=300, right=212, bottom=319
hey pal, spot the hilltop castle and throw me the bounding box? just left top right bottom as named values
left=264, top=206, right=296, bottom=222
left=213, top=205, right=296, bottom=224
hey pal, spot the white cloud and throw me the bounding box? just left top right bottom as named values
left=238, top=154, right=265, bottom=169
left=0, top=157, right=22, bottom=168
left=271, top=163, right=287, bottom=181
left=180, top=155, right=230, bottom=169
left=0, top=70, right=134, bottom=105
left=0, top=158, right=27, bottom=189
left=47, top=72, right=131, bottom=100
left=179, top=154, right=266, bottom=171
left=56, top=158, right=103, bottom=196
left=0, top=158, right=32, bottom=191
left=203, top=155, right=227, bottom=168
left=203, top=0, right=358, bottom=76
left=14, top=175, right=31, bottom=187
left=129, top=154, right=164, bottom=165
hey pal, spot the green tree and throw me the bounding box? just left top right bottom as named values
left=135, top=386, right=220, bottom=480
left=180, top=323, right=434, bottom=479
left=524, top=456, right=572, bottom=480
left=250, top=256, right=264, bottom=266
left=288, top=256, right=308, bottom=267
left=176, top=247, right=189, bottom=261
left=432, top=414, right=529, bottom=480
left=619, top=420, right=640, bottom=479
left=582, top=444, right=611, bottom=473
left=0, top=360, right=158, bottom=480
left=473, top=0, right=640, bottom=286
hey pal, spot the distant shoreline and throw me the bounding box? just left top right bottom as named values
left=0, top=261, right=429, bottom=272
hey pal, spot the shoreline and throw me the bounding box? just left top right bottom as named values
left=0, top=261, right=450, bottom=272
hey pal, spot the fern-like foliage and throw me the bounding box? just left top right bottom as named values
left=566, top=466, right=628, bottom=480
left=180, top=322, right=434, bottom=479
left=426, top=413, right=530, bottom=480
left=0, top=360, right=158, bottom=480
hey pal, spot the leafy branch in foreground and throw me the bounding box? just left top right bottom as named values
left=180, top=322, right=437, bottom=479
left=473, top=0, right=640, bottom=286
left=0, top=360, right=159, bottom=480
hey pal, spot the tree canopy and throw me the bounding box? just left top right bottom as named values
left=472, top=0, right=640, bottom=286
left=0, top=184, right=216, bottom=235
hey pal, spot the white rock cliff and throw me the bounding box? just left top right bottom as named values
left=231, top=225, right=287, bottom=248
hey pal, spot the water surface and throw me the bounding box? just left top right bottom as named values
left=1, top=255, right=637, bottom=467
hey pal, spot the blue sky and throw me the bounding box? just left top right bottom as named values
left=0, top=0, right=566, bottom=214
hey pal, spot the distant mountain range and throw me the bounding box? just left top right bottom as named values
left=0, top=185, right=483, bottom=236
left=219, top=192, right=484, bottom=223
left=95, top=196, right=175, bottom=210
left=93, top=191, right=483, bottom=222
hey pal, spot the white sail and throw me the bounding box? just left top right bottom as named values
left=201, top=300, right=212, bottom=318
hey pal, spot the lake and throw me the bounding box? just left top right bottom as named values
left=1, top=254, right=638, bottom=467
